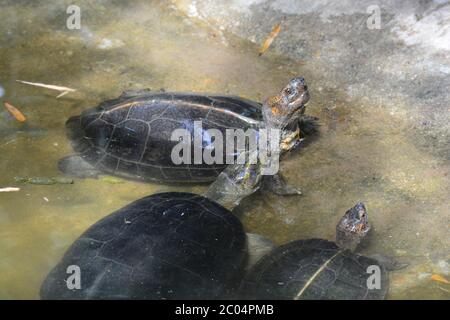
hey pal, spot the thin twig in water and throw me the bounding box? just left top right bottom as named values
left=0, top=187, right=20, bottom=192
left=0, top=139, right=16, bottom=148
left=438, top=286, right=449, bottom=293
left=16, top=80, right=76, bottom=98
left=56, top=91, right=70, bottom=98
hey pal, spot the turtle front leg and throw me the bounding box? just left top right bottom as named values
left=368, top=254, right=409, bottom=271
left=298, top=115, right=320, bottom=137
left=205, top=153, right=263, bottom=210
left=58, top=155, right=101, bottom=179
left=261, top=172, right=302, bottom=196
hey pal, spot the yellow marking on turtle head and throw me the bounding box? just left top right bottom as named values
left=266, top=95, right=283, bottom=115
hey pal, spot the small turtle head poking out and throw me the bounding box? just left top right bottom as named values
left=336, top=202, right=371, bottom=252
left=281, top=76, right=310, bottom=111
left=263, top=77, right=310, bottom=129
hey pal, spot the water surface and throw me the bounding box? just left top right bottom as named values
left=0, top=0, right=448, bottom=299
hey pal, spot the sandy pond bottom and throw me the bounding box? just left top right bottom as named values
left=0, top=0, right=448, bottom=299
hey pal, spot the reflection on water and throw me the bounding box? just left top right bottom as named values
left=0, top=0, right=448, bottom=299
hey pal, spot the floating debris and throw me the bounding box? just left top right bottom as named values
left=418, top=272, right=432, bottom=280
left=259, top=23, right=281, bottom=56
left=3, top=101, right=26, bottom=122
left=437, top=260, right=449, bottom=274
left=16, top=80, right=76, bottom=98
left=97, top=38, right=125, bottom=50
left=0, top=187, right=20, bottom=192
left=53, top=177, right=75, bottom=184
left=56, top=91, right=70, bottom=98
left=14, top=176, right=74, bottom=185
left=431, top=274, right=450, bottom=284
left=0, top=139, right=17, bottom=148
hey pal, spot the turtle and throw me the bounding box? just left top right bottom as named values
left=238, top=203, right=408, bottom=300
left=40, top=192, right=251, bottom=299
left=59, top=77, right=314, bottom=195
left=39, top=90, right=296, bottom=300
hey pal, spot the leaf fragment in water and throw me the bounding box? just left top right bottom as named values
left=259, top=23, right=281, bottom=56
left=431, top=274, right=450, bottom=284
left=3, top=101, right=26, bottom=122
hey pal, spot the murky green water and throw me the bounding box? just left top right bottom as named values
left=0, top=0, right=448, bottom=299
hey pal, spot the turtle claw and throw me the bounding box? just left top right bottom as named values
left=272, top=184, right=302, bottom=196
left=261, top=173, right=302, bottom=196
left=391, top=261, right=409, bottom=270
left=368, top=253, right=409, bottom=271
left=290, top=187, right=302, bottom=195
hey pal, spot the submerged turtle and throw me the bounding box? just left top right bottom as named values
left=40, top=184, right=404, bottom=299
left=239, top=203, right=407, bottom=300
left=59, top=77, right=314, bottom=194
left=41, top=153, right=276, bottom=299
left=40, top=192, right=249, bottom=299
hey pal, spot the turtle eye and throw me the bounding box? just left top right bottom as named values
left=284, top=88, right=292, bottom=95
left=358, top=209, right=366, bottom=218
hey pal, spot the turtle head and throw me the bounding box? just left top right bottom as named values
left=336, top=202, right=371, bottom=252
left=262, top=77, right=310, bottom=129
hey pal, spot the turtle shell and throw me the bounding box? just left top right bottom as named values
left=239, top=239, right=389, bottom=300
left=40, top=192, right=247, bottom=299
left=65, top=92, right=262, bottom=183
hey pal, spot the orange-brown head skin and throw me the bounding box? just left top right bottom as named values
left=262, top=77, right=310, bottom=130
